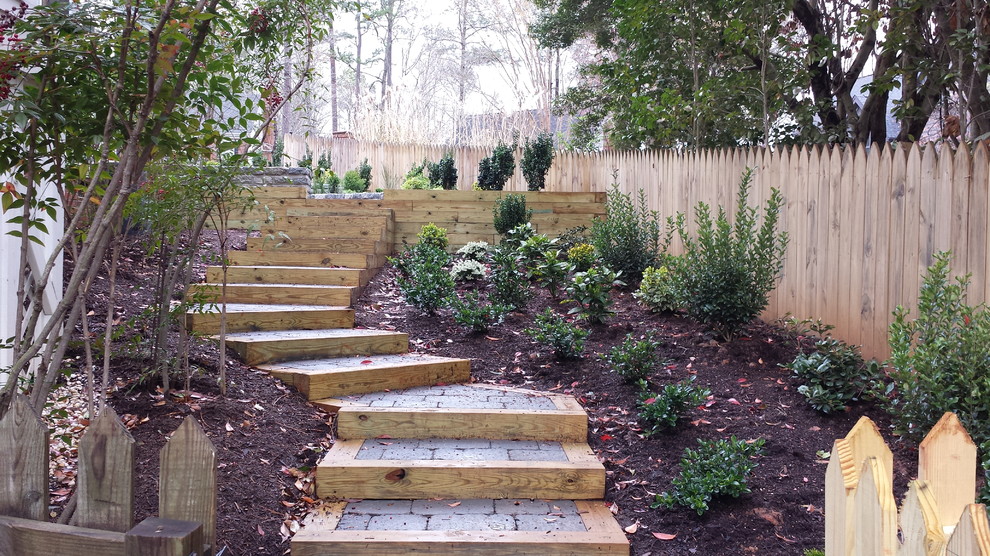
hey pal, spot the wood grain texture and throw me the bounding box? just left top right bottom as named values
left=0, top=514, right=126, bottom=556
left=227, top=330, right=409, bottom=366
left=228, top=250, right=384, bottom=269
left=852, top=457, right=897, bottom=556
left=206, top=265, right=367, bottom=287
left=918, top=412, right=977, bottom=529
left=947, top=504, right=990, bottom=555
left=72, top=407, right=135, bottom=533
left=185, top=306, right=354, bottom=334
left=276, top=357, right=468, bottom=400
left=159, top=417, right=216, bottom=556
left=124, top=517, right=203, bottom=556
left=187, top=283, right=358, bottom=307
left=0, top=394, right=48, bottom=520
left=900, top=480, right=946, bottom=556
left=246, top=237, right=390, bottom=255
left=335, top=407, right=587, bottom=442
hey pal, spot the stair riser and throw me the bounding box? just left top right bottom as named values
left=315, top=464, right=604, bottom=500
left=277, top=360, right=470, bottom=400
left=246, top=237, right=392, bottom=255
left=205, top=267, right=367, bottom=287
left=188, top=284, right=358, bottom=306
left=228, top=251, right=386, bottom=269
left=185, top=309, right=354, bottom=335
left=292, top=536, right=628, bottom=556
left=228, top=334, right=409, bottom=366
left=335, top=408, right=586, bottom=442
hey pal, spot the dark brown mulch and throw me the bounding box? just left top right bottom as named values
left=62, top=232, right=917, bottom=555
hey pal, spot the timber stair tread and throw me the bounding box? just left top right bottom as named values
left=258, top=354, right=470, bottom=400
left=291, top=500, right=628, bottom=556
left=222, top=329, right=408, bottom=366
left=318, top=383, right=588, bottom=442
left=227, top=249, right=386, bottom=269
left=315, top=438, right=605, bottom=500
left=185, top=303, right=353, bottom=334
left=205, top=265, right=369, bottom=286
left=188, top=282, right=359, bottom=306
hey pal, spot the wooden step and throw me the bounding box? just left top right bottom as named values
left=292, top=500, right=629, bottom=555
left=322, top=384, right=587, bottom=442
left=222, top=329, right=408, bottom=366
left=184, top=303, right=353, bottom=334
left=259, top=215, right=392, bottom=241
left=246, top=237, right=391, bottom=255
left=205, top=266, right=368, bottom=286
left=316, top=439, right=604, bottom=500
left=227, top=250, right=386, bottom=270
left=260, top=354, right=470, bottom=400
left=187, top=283, right=359, bottom=306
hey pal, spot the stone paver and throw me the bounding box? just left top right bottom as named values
left=410, top=499, right=494, bottom=515
left=427, top=514, right=516, bottom=531
left=515, top=513, right=587, bottom=532
left=367, top=515, right=429, bottom=530
left=338, top=499, right=588, bottom=533
left=354, top=438, right=569, bottom=461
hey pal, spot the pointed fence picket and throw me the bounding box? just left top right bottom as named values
left=0, top=395, right=216, bottom=556
left=826, top=412, right=990, bottom=555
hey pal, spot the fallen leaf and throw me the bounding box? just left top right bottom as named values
left=257, top=524, right=265, bottom=536
left=624, top=521, right=640, bottom=534
left=775, top=532, right=798, bottom=544
left=448, top=501, right=461, bottom=507
left=652, top=532, right=677, bottom=540
left=727, top=398, right=741, bottom=405
left=225, top=422, right=234, bottom=432
left=600, top=434, right=614, bottom=441
left=608, top=502, right=619, bottom=515
left=485, top=336, right=501, bottom=341
left=361, top=360, right=373, bottom=364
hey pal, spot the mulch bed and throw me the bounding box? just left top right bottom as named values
left=56, top=231, right=919, bottom=555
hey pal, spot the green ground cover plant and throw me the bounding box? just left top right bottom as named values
left=525, top=308, right=590, bottom=360
left=653, top=436, right=766, bottom=515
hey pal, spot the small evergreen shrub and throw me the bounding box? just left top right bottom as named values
left=564, top=266, right=624, bottom=324
left=489, top=246, right=531, bottom=310
left=676, top=168, right=788, bottom=339
left=417, top=223, right=449, bottom=250
left=342, top=169, right=368, bottom=193
left=312, top=169, right=340, bottom=194
left=567, top=243, right=596, bottom=272
left=635, top=263, right=682, bottom=313
left=493, top=194, right=533, bottom=235
left=637, top=377, right=710, bottom=434
left=317, top=151, right=331, bottom=172
left=358, top=158, right=373, bottom=185
left=530, top=249, right=570, bottom=298
left=299, top=147, right=313, bottom=168
left=605, top=333, right=664, bottom=383
left=477, top=141, right=516, bottom=190
left=270, top=138, right=285, bottom=167
left=456, top=241, right=490, bottom=262
left=518, top=234, right=556, bottom=268
left=428, top=152, right=458, bottom=190
left=401, top=174, right=434, bottom=189
left=501, top=222, right=535, bottom=248
left=590, top=183, right=667, bottom=280
left=393, top=244, right=454, bottom=314
left=556, top=225, right=590, bottom=253
left=887, top=251, right=990, bottom=501
left=447, top=291, right=510, bottom=333
left=785, top=338, right=879, bottom=413
left=525, top=308, right=590, bottom=360
left=450, top=259, right=487, bottom=282
left=521, top=132, right=554, bottom=191
left=653, top=436, right=766, bottom=515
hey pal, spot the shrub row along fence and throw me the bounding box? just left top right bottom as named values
left=826, top=412, right=990, bottom=554
left=284, top=135, right=990, bottom=360
left=0, top=395, right=216, bottom=556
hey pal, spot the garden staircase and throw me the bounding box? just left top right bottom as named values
left=186, top=200, right=629, bottom=555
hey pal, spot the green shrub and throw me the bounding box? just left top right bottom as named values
left=428, top=152, right=458, bottom=190
left=493, top=194, right=533, bottom=235
left=557, top=225, right=590, bottom=253
left=888, top=251, right=990, bottom=488
left=393, top=244, right=454, bottom=314
left=635, top=263, right=682, bottom=313
left=477, top=141, right=516, bottom=190
left=417, top=223, right=449, bottom=250
left=525, top=308, right=590, bottom=360
left=518, top=234, right=556, bottom=268
left=521, top=132, right=554, bottom=191
left=653, top=436, right=765, bottom=515
left=312, top=168, right=340, bottom=194
left=605, top=333, right=664, bottom=383
left=785, top=338, right=880, bottom=413
left=564, top=266, right=624, bottom=324
left=450, top=259, right=487, bottom=282
left=567, top=243, right=596, bottom=272
left=501, top=222, right=535, bottom=249
left=637, top=377, right=710, bottom=434
left=447, top=291, right=510, bottom=333
left=676, top=169, right=788, bottom=339
left=401, top=174, right=434, bottom=190
left=358, top=158, right=373, bottom=185
left=299, top=147, right=313, bottom=168
left=456, top=241, right=490, bottom=262
left=529, top=249, right=570, bottom=299
left=342, top=169, right=368, bottom=192
left=317, top=151, right=331, bottom=172
left=590, top=183, right=667, bottom=280
left=270, top=138, right=284, bottom=167
left=489, top=245, right=531, bottom=310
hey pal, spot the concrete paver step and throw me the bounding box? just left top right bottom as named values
left=258, top=354, right=470, bottom=400
left=184, top=303, right=353, bottom=334
left=321, top=383, right=588, bottom=442
left=221, top=329, right=408, bottom=366
left=292, top=499, right=628, bottom=555
left=316, top=438, right=605, bottom=500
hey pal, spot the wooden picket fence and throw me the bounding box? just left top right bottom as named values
left=0, top=395, right=216, bottom=556
left=826, top=412, right=990, bottom=554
